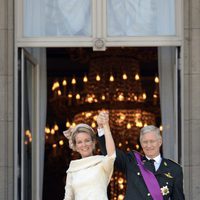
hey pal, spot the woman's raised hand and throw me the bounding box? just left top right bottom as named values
left=97, top=111, right=109, bottom=128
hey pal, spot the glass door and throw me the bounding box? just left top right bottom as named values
left=17, top=48, right=40, bottom=200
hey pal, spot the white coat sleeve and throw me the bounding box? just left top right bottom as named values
left=102, top=152, right=116, bottom=184
left=63, top=172, right=74, bottom=200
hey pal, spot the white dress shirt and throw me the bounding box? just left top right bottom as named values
left=146, top=154, right=162, bottom=171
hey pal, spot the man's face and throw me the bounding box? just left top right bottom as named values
left=140, top=131, right=162, bottom=158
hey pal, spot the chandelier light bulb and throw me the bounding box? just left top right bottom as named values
left=68, top=92, right=72, bottom=98
left=118, top=94, right=124, bottom=101
left=126, top=123, right=131, bottom=129
left=142, top=93, right=147, bottom=100
left=144, top=123, right=148, bottom=126
left=96, top=74, right=101, bottom=81
left=83, top=75, right=88, bottom=82
left=101, top=95, right=106, bottom=100
left=118, top=142, right=122, bottom=147
left=119, top=184, right=124, bottom=190
left=71, top=77, right=76, bottom=84
left=136, top=121, right=143, bottom=127
left=119, top=114, right=126, bottom=121
left=52, top=81, right=60, bottom=91
left=91, top=122, right=96, bottom=128
left=66, top=121, right=70, bottom=128
left=122, top=73, right=128, bottom=80
left=154, top=76, right=159, bottom=83
left=134, top=96, right=138, bottom=101
left=54, top=124, right=59, bottom=131
left=135, top=144, right=140, bottom=149
left=72, top=122, right=76, bottom=127
left=87, top=96, right=93, bottom=103
left=109, top=74, right=114, bottom=82
left=135, top=73, right=140, bottom=80
left=118, top=194, right=124, bottom=200
left=76, top=94, right=80, bottom=99
left=85, top=112, right=92, bottom=118
left=51, top=129, right=55, bottom=135
left=62, top=79, right=67, bottom=86
left=45, top=127, right=51, bottom=134
left=59, top=140, right=64, bottom=146
left=93, top=115, right=97, bottom=120
left=153, top=93, right=158, bottom=98
left=118, top=177, right=124, bottom=184
left=58, top=90, right=62, bottom=96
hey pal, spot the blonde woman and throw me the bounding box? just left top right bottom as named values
left=63, top=111, right=115, bottom=200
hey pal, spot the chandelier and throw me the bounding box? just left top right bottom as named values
left=47, top=48, right=160, bottom=200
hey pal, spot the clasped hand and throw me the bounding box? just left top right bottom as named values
left=96, top=111, right=109, bottom=128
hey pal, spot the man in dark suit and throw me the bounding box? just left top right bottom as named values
left=97, top=112, right=185, bottom=200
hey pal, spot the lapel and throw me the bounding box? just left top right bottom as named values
left=154, top=158, right=170, bottom=175
left=143, top=159, right=154, bottom=173
left=143, top=157, right=170, bottom=176
left=132, top=153, right=153, bottom=199
left=142, top=156, right=156, bottom=173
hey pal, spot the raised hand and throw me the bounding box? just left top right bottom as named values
left=97, top=111, right=109, bottom=128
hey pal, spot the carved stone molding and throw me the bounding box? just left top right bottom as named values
left=93, top=38, right=106, bottom=51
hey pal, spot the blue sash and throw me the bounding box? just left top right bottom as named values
left=134, top=152, right=163, bottom=200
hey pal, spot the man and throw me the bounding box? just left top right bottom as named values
left=97, top=116, right=185, bottom=200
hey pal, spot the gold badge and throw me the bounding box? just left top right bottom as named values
left=164, top=172, right=173, bottom=178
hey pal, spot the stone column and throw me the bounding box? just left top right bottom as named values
left=184, top=0, right=200, bottom=199
left=0, top=0, right=14, bottom=199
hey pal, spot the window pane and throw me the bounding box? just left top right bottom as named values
left=107, top=0, right=175, bottom=36
left=24, top=0, right=92, bottom=37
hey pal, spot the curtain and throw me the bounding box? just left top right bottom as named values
left=25, top=48, right=47, bottom=200
left=24, top=0, right=91, bottom=36
left=158, top=47, right=177, bottom=161
left=32, top=48, right=47, bottom=200
left=107, top=0, right=175, bottom=36
left=24, top=0, right=175, bottom=37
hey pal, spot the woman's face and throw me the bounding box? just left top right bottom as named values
left=75, top=132, right=95, bottom=158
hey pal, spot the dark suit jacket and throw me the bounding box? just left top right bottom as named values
left=98, top=135, right=185, bottom=200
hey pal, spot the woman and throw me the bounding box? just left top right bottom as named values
left=63, top=111, right=115, bottom=200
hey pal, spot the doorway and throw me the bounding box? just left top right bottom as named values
left=16, top=46, right=182, bottom=200
left=43, top=47, right=161, bottom=200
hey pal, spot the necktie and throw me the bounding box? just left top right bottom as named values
left=148, top=159, right=155, bottom=173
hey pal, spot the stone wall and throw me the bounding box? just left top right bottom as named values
left=0, top=0, right=14, bottom=199
left=184, top=0, right=200, bottom=199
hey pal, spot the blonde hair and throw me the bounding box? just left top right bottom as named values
left=63, top=123, right=96, bottom=150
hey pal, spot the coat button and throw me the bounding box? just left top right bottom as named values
left=137, top=172, right=140, bottom=175
left=147, top=193, right=150, bottom=196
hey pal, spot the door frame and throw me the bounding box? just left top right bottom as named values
left=14, top=48, right=41, bottom=200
